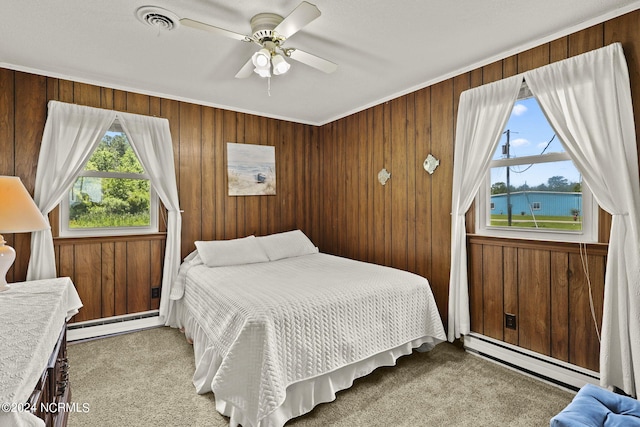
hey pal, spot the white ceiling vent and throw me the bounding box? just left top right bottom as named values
left=135, top=6, right=180, bottom=31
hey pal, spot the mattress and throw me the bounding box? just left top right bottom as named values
left=170, top=252, right=446, bottom=426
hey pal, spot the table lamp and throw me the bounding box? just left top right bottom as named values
left=0, top=176, right=49, bottom=292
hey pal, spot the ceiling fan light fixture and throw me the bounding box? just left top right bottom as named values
left=182, top=1, right=338, bottom=81
left=254, top=65, right=271, bottom=78
left=252, top=48, right=271, bottom=68
left=271, top=54, right=290, bottom=75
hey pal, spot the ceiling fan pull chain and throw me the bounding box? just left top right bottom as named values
left=268, top=76, right=271, bottom=97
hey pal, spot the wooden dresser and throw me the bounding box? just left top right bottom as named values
left=28, top=326, right=71, bottom=427
left=0, top=277, right=82, bottom=427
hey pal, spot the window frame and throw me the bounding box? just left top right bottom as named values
left=59, top=125, right=159, bottom=238
left=475, top=95, right=598, bottom=243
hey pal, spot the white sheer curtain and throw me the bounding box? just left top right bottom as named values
left=447, top=75, right=523, bottom=341
left=119, top=113, right=182, bottom=321
left=525, top=42, right=640, bottom=396
left=27, top=101, right=115, bottom=279
left=449, top=42, right=640, bottom=396
left=28, top=101, right=182, bottom=322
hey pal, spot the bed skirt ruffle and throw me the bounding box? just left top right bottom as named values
left=174, top=299, right=442, bottom=427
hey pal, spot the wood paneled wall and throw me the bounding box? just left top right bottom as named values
left=0, top=71, right=315, bottom=321
left=468, top=236, right=607, bottom=371
left=313, top=10, right=640, bottom=372
left=315, top=84, right=459, bottom=322
left=55, top=235, right=165, bottom=323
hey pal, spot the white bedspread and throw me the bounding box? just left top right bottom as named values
left=175, top=253, right=445, bottom=426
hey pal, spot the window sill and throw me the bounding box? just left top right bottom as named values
left=53, top=232, right=167, bottom=245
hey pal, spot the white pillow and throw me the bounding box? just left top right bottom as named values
left=256, top=230, right=318, bottom=261
left=195, top=235, right=269, bottom=267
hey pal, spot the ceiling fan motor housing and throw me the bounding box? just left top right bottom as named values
left=250, top=13, right=284, bottom=42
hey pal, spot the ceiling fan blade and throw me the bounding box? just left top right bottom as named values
left=288, top=49, right=338, bottom=74
left=180, top=18, right=249, bottom=42
left=235, top=58, right=255, bottom=79
left=274, top=1, right=321, bottom=39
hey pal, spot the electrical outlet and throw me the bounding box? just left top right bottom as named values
left=505, top=313, right=517, bottom=330
left=151, top=287, right=160, bottom=298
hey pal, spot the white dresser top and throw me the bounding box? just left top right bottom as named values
left=0, top=277, right=82, bottom=427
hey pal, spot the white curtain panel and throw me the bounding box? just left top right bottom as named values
left=449, top=42, right=640, bottom=396
left=119, top=113, right=182, bottom=321
left=27, top=101, right=182, bottom=323
left=447, top=75, right=522, bottom=341
left=27, top=101, right=116, bottom=280
left=525, top=42, right=640, bottom=396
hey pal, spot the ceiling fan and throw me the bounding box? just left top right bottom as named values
left=180, top=1, right=338, bottom=79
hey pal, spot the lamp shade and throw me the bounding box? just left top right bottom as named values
left=0, top=176, right=48, bottom=233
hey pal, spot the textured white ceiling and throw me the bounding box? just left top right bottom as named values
left=2, top=0, right=639, bottom=125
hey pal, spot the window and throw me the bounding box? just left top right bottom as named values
left=476, top=86, right=598, bottom=242
left=60, top=121, right=158, bottom=237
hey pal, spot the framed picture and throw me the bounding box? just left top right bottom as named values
left=227, top=142, right=276, bottom=196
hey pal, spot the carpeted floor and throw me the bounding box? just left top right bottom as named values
left=66, top=327, right=573, bottom=426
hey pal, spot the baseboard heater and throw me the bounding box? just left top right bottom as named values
left=464, top=333, right=600, bottom=393
left=67, top=310, right=164, bottom=342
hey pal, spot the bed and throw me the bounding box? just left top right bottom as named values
left=167, top=230, right=446, bottom=427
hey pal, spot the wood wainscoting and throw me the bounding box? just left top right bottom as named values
left=54, top=234, right=165, bottom=323
left=467, top=235, right=607, bottom=372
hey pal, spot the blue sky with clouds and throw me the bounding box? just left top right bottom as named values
left=490, top=97, right=582, bottom=188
